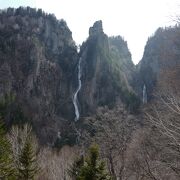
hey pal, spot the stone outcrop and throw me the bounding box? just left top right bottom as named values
left=79, top=21, right=139, bottom=115
left=3, top=7, right=180, bottom=146
left=139, top=27, right=180, bottom=99
left=0, top=7, right=78, bottom=144
left=89, top=20, right=103, bottom=37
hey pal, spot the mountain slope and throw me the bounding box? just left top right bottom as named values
left=0, top=7, right=78, bottom=144
left=0, top=8, right=140, bottom=145
left=139, top=26, right=180, bottom=99
left=79, top=21, right=140, bottom=115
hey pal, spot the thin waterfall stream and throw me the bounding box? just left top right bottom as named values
left=143, top=84, right=147, bottom=104
left=73, top=57, right=82, bottom=121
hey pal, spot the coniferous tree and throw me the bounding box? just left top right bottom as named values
left=17, top=136, right=39, bottom=180
left=0, top=120, right=15, bottom=179
left=67, top=155, right=84, bottom=179
left=69, top=144, right=111, bottom=180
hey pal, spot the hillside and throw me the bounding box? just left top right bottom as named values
left=0, top=6, right=180, bottom=180
left=0, top=7, right=141, bottom=145
left=139, top=26, right=180, bottom=98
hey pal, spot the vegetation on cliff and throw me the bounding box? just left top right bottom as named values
left=0, top=6, right=180, bottom=180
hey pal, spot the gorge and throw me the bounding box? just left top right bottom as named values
left=0, top=4, right=180, bottom=150
left=0, top=7, right=180, bottom=179
left=0, top=7, right=179, bottom=143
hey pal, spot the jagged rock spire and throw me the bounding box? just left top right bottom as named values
left=89, top=20, right=103, bottom=37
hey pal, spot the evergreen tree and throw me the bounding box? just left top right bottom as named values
left=0, top=93, right=15, bottom=119
left=69, top=144, right=111, bottom=180
left=17, top=136, right=39, bottom=180
left=67, top=155, right=84, bottom=179
left=0, top=120, right=15, bottom=179
left=0, top=93, right=27, bottom=127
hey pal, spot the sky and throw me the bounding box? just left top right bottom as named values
left=0, top=0, right=179, bottom=64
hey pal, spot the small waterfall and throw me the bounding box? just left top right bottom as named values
left=73, top=57, right=82, bottom=121
left=143, top=84, right=147, bottom=104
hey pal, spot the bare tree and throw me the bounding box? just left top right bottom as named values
left=7, top=124, right=38, bottom=165
left=147, top=93, right=180, bottom=147
left=81, top=106, right=140, bottom=180
left=37, top=146, right=78, bottom=180
left=146, top=93, right=180, bottom=178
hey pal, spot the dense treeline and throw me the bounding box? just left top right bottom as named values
left=0, top=122, right=39, bottom=179
left=0, top=6, right=67, bottom=25
left=1, top=90, right=180, bottom=179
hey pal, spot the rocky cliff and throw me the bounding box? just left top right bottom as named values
left=79, top=21, right=139, bottom=115
left=2, top=7, right=179, bottom=146
left=0, top=8, right=141, bottom=145
left=139, top=26, right=180, bottom=99
left=0, top=7, right=78, bottom=144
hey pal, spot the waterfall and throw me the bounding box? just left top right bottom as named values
left=73, top=57, right=82, bottom=121
left=143, top=84, right=147, bottom=104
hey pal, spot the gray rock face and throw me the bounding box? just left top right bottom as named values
left=0, top=7, right=78, bottom=144
left=0, top=9, right=140, bottom=145
left=139, top=27, right=180, bottom=98
left=79, top=21, right=139, bottom=115
left=89, top=20, right=103, bottom=37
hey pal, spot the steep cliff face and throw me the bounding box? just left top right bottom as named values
left=79, top=21, right=139, bottom=115
left=0, top=8, right=141, bottom=145
left=0, top=7, right=78, bottom=143
left=139, top=26, right=180, bottom=99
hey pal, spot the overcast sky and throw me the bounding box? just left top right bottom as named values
left=0, top=0, right=179, bottom=64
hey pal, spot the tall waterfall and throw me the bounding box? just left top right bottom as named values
left=143, top=84, right=147, bottom=104
left=73, top=57, right=82, bottom=121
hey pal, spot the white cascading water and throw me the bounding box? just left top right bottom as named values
left=73, top=57, right=82, bottom=121
left=143, top=84, right=147, bottom=104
